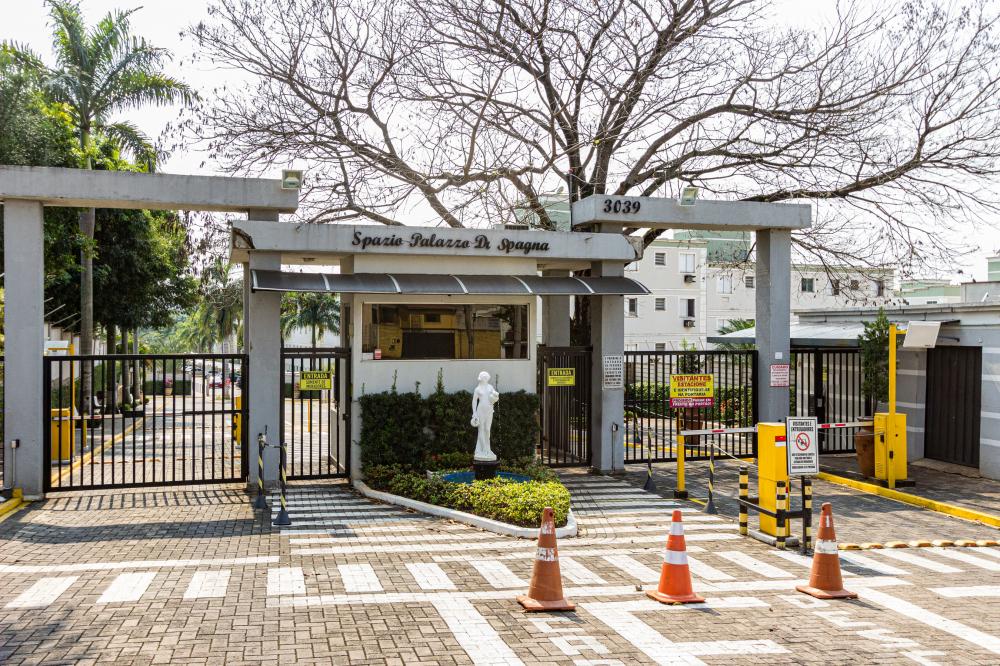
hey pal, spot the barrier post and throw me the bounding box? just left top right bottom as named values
left=272, top=442, right=291, bottom=526
left=674, top=413, right=688, bottom=499
left=801, top=477, right=813, bottom=554
left=756, top=423, right=789, bottom=537
left=704, top=444, right=718, bottom=514
left=738, top=466, right=749, bottom=536
left=776, top=480, right=787, bottom=550
left=253, top=432, right=268, bottom=510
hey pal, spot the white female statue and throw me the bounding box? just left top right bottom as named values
left=470, top=371, right=500, bottom=461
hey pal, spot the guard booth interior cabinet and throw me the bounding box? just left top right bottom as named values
left=924, top=346, right=982, bottom=468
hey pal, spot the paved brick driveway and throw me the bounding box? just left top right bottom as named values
left=1, top=472, right=1000, bottom=664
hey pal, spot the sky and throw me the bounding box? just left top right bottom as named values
left=5, top=0, right=999, bottom=281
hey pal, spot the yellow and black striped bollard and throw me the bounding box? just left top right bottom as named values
left=738, top=466, right=749, bottom=536
left=253, top=432, right=268, bottom=511
left=272, top=442, right=292, bottom=526
left=801, top=477, right=813, bottom=554
left=704, top=444, right=718, bottom=514
left=776, top=480, right=787, bottom=550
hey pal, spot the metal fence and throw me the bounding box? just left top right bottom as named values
left=624, top=350, right=757, bottom=463
left=790, top=348, right=864, bottom=453
left=280, top=348, right=351, bottom=479
left=538, top=347, right=592, bottom=467
left=43, top=354, right=247, bottom=491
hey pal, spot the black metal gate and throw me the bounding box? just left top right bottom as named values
left=538, top=347, right=591, bottom=467
left=280, top=348, right=351, bottom=479
left=44, top=353, right=248, bottom=491
left=925, top=346, right=981, bottom=467
left=791, top=349, right=864, bottom=454
left=623, top=350, right=757, bottom=463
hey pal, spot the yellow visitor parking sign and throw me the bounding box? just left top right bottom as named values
left=547, top=368, right=576, bottom=387
left=299, top=371, right=332, bottom=390
left=669, top=373, right=714, bottom=408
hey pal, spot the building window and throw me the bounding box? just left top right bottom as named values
left=655, top=343, right=666, bottom=352
left=718, top=275, right=734, bottom=295
left=655, top=297, right=666, bottom=311
left=680, top=298, right=696, bottom=317
left=875, top=280, right=885, bottom=296
left=362, top=303, right=529, bottom=359
left=801, top=278, right=815, bottom=293
left=626, top=298, right=638, bottom=317
left=744, top=276, right=755, bottom=288
left=849, top=279, right=860, bottom=290
left=654, top=252, right=666, bottom=266
left=830, top=279, right=841, bottom=296
left=679, top=253, right=696, bottom=273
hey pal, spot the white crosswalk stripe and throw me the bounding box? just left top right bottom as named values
left=97, top=572, right=156, bottom=604
left=768, top=549, right=857, bottom=576
left=470, top=560, right=528, bottom=589
left=933, top=585, right=1000, bottom=598
left=406, top=563, right=456, bottom=590
left=929, top=548, right=1000, bottom=571
left=837, top=552, right=909, bottom=576
left=875, top=549, right=962, bottom=573
left=685, top=555, right=735, bottom=581
left=602, top=555, right=661, bottom=583
left=338, top=564, right=384, bottom=592
left=558, top=557, right=607, bottom=584
left=183, top=570, right=231, bottom=599
left=715, top=551, right=793, bottom=579
left=267, top=567, right=306, bottom=596
left=5, top=576, right=79, bottom=609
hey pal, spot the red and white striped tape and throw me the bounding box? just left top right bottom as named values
left=818, top=421, right=873, bottom=429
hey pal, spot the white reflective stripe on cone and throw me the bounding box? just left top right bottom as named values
left=536, top=548, right=557, bottom=562
left=670, top=522, right=685, bottom=536
left=664, top=549, right=689, bottom=565
left=815, top=540, right=839, bottom=555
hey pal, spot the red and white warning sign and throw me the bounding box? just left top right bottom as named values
left=786, top=417, right=819, bottom=476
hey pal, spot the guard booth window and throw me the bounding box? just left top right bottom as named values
left=362, top=303, right=529, bottom=359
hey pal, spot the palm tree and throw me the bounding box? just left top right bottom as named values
left=715, top=318, right=756, bottom=351
left=9, top=1, right=194, bottom=412
left=281, top=292, right=341, bottom=348
left=197, top=260, right=244, bottom=352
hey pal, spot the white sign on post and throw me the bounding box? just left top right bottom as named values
left=602, top=355, right=624, bottom=390
left=786, top=417, right=819, bottom=476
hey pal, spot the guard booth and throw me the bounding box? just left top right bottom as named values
left=232, top=222, right=649, bottom=482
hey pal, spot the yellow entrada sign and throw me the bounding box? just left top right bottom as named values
left=299, top=371, right=332, bottom=390
left=669, top=374, right=714, bottom=408
left=547, top=368, right=576, bottom=387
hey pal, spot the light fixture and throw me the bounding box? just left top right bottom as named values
left=679, top=186, right=699, bottom=206
left=281, top=169, right=303, bottom=190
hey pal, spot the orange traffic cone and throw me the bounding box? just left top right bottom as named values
left=797, top=503, right=857, bottom=600
left=517, top=507, right=575, bottom=612
left=646, top=509, right=705, bottom=604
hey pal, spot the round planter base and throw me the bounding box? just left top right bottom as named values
left=473, top=459, right=500, bottom=480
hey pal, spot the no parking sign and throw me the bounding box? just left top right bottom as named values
left=786, top=417, right=819, bottom=476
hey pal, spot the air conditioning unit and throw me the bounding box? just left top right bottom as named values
left=683, top=274, right=696, bottom=284
left=683, top=319, right=696, bottom=328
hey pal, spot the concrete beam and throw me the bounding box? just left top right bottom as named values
left=246, top=247, right=283, bottom=487
left=755, top=229, right=792, bottom=423
left=0, top=166, right=297, bottom=213
left=3, top=200, right=45, bottom=497
left=589, top=258, right=626, bottom=473
left=230, top=221, right=640, bottom=265
left=572, top=195, right=811, bottom=231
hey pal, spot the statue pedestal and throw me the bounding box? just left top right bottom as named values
left=473, top=459, right=500, bottom=481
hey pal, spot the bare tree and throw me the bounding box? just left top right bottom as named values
left=188, top=0, right=1000, bottom=276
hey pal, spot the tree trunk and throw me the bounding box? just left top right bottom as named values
left=79, top=206, right=96, bottom=413
left=131, top=329, right=141, bottom=402
left=105, top=324, right=116, bottom=413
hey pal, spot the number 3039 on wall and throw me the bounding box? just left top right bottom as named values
left=602, top=198, right=642, bottom=214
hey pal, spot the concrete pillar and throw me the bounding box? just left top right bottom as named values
left=542, top=270, right=571, bottom=347
left=755, top=229, right=792, bottom=423
left=589, top=260, right=626, bottom=473
left=3, top=200, right=45, bottom=498
left=246, top=247, right=282, bottom=487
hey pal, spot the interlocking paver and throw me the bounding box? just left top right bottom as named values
left=2, top=473, right=1000, bottom=664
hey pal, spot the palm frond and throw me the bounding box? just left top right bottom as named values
left=100, top=71, right=196, bottom=116
left=101, top=121, right=157, bottom=169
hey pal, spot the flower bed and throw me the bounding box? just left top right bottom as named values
left=364, top=458, right=571, bottom=528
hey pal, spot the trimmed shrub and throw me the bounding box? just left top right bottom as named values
left=359, top=382, right=539, bottom=470
left=366, top=467, right=569, bottom=527
left=143, top=379, right=193, bottom=395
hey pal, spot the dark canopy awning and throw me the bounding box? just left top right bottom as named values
left=250, top=270, right=650, bottom=296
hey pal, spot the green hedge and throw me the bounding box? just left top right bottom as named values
left=366, top=466, right=569, bottom=527
left=143, top=379, right=193, bottom=395
left=359, top=382, right=539, bottom=469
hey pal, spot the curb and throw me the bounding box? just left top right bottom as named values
left=816, top=472, right=1000, bottom=529
left=0, top=489, right=25, bottom=522
left=839, top=539, right=999, bottom=550
left=353, top=481, right=578, bottom=539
